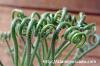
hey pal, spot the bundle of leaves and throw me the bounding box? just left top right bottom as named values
left=0, top=8, right=100, bottom=66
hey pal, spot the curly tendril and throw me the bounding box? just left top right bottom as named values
left=12, top=9, right=26, bottom=19
left=40, top=24, right=56, bottom=37
left=19, top=17, right=31, bottom=36
left=64, top=26, right=86, bottom=48
left=54, top=8, right=67, bottom=22
left=30, top=12, right=40, bottom=19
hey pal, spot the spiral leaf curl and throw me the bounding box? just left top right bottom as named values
left=64, top=26, right=86, bottom=48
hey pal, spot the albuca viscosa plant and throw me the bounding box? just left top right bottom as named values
left=0, top=8, right=100, bottom=66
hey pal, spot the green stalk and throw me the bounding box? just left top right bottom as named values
left=6, top=40, right=14, bottom=64
left=21, top=43, right=27, bottom=66
left=55, top=40, right=68, bottom=54
left=26, top=19, right=37, bottom=66
left=50, top=22, right=71, bottom=66
left=32, top=44, right=42, bottom=66
left=29, top=35, right=40, bottom=66
left=21, top=41, right=42, bottom=66
left=41, top=39, right=45, bottom=66
left=60, top=45, right=76, bottom=66
left=11, top=18, right=21, bottom=66
left=40, top=24, right=55, bottom=66
left=41, top=38, right=48, bottom=60
left=55, top=41, right=71, bottom=59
